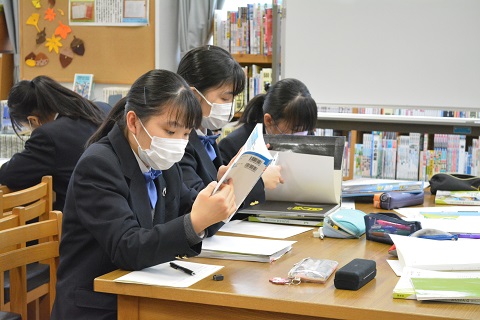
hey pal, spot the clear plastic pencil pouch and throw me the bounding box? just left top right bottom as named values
left=287, top=258, right=338, bottom=284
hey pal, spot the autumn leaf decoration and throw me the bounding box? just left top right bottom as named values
left=26, top=13, right=40, bottom=32
left=45, top=34, right=62, bottom=54
left=55, top=21, right=71, bottom=39
left=44, top=8, right=56, bottom=22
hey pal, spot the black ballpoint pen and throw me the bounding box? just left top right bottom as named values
left=170, top=262, right=195, bottom=276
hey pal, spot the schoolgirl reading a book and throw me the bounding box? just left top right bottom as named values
left=219, top=78, right=317, bottom=207
left=51, top=69, right=236, bottom=320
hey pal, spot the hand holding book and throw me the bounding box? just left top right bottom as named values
left=212, top=123, right=273, bottom=223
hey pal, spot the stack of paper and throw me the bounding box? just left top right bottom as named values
left=390, top=234, right=480, bottom=304
left=390, top=234, right=480, bottom=271
left=218, top=220, right=312, bottom=239
left=393, top=267, right=480, bottom=304
left=198, top=235, right=296, bottom=263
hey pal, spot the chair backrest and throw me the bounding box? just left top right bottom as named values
left=0, top=186, right=11, bottom=195
left=0, top=176, right=53, bottom=217
left=0, top=211, right=62, bottom=319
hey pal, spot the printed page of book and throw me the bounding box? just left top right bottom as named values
left=265, top=152, right=336, bottom=203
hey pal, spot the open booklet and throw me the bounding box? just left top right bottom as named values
left=213, top=123, right=273, bottom=223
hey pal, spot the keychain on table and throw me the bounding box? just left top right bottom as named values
left=269, top=276, right=301, bottom=285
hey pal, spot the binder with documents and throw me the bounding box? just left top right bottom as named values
left=238, top=135, right=345, bottom=218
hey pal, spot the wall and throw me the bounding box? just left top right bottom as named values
left=281, top=0, right=480, bottom=110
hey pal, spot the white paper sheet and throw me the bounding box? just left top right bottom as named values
left=390, top=234, right=480, bottom=271
left=265, top=152, right=337, bottom=203
left=219, top=220, right=312, bottom=239
left=115, top=261, right=223, bottom=288
left=387, top=259, right=403, bottom=277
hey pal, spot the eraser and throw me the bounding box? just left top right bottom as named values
left=213, top=274, right=224, bottom=281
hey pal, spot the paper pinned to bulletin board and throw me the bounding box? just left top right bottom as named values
left=20, top=0, right=155, bottom=84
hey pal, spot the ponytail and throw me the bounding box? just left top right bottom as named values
left=238, top=94, right=266, bottom=125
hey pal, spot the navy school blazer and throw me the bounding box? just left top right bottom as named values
left=51, top=124, right=221, bottom=320
left=0, top=116, right=99, bottom=211
left=179, top=129, right=224, bottom=192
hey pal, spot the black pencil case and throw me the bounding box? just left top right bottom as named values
left=334, top=258, right=376, bottom=290
left=364, top=212, right=422, bottom=244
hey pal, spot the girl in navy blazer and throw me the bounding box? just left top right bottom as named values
left=51, top=70, right=236, bottom=320
left=0, top=75, right=104, bottom=210
left=218, top=78, right=318, bottom=207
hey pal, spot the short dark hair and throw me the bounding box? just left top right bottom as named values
left=87, top=69, right=202, bottom=146
left=7, top=75, right=104, bottom=136
left=177, top=45, right=245, bottom=98
left=239, top=78, right=317, bottom=133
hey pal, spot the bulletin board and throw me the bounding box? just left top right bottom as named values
left=19, top=1, right=155, bottom=84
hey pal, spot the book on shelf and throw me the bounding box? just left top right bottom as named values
left=72, top=73, right=94, bottom=99
left=197, top=235, right=295, bottom=263
left=213, top=3, right=273, bottom=55
left=247, top=215, right=323, bottom=227
left=214, top=123, right=273, bottom=223
left=341, top=178, right=424, bottom=197
left=435, top=190, right=480, bottom=205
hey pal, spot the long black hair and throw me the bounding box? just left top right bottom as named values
left=239, top=78, right=317, bottom=133
left=7, top=75, right=104, bottom=136
left=177, top=45, right=245, bottom=98
left=87, top=69, right=202, bottom=146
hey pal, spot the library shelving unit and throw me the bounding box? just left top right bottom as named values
left=316, top=111, right=480, bottom=180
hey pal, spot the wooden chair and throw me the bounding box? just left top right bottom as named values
left=0, top=176, right=55, bottom=320
left=0, top=176, right=53, bottom=217
left=0, top=186, right=11, bottom=195
left=0, top=211, right=62, bottom=320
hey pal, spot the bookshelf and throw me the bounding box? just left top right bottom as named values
left=214, top=2, right=281, bottom=114
left=316, top=111, right=480, bottom=181
left=232, top=54, right=272, bottom=65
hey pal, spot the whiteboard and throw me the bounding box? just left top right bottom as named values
left=281, top=0, right=480, bottom=109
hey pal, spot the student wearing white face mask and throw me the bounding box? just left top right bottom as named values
left=51, top=70, right=236, bottom=320
left=219, top=78, right=318, bottom=208
left=177, top=45, right=251, bottom=195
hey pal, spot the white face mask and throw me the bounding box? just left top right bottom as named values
left=133, top=119, right=189, bottom=170
left=293, top=131, right=308, bottom=136
left=194, top=88, right=234, bottom=130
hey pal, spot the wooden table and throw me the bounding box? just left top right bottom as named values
left=95, top=192, right=480, bottom=320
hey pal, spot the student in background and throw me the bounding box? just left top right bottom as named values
left=219, top=78, right=318, bottom=206
left=176, top=45, right=278, bottom=195
left=0, top=75, right=104, bottom=210
left=51, top=69, right=236, bottom=320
